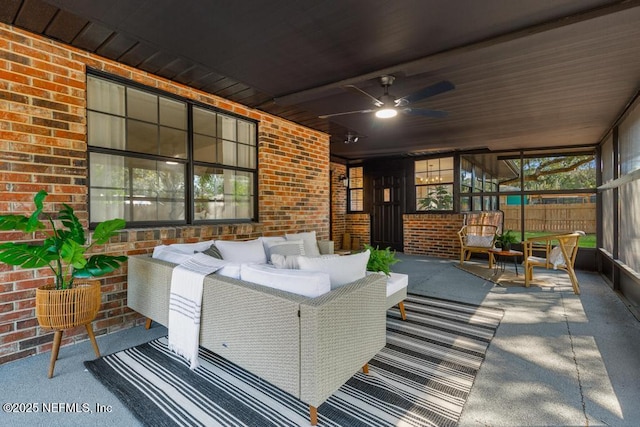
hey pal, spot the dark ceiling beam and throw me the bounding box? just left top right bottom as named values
left=271, top=0, right=640, bottom=107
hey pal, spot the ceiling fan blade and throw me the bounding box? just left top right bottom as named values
left=344, top=85, right=383, bottom=107
left=318, top=109, right=374, bottom=119
left=396, top=80, right=455, bottom=105
left=402, top=108, right=449, bottom=118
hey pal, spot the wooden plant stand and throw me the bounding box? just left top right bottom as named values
left=36, top=281, right=102, bottom=378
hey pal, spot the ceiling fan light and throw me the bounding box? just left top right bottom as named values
left=375, top=108, right=397, bottom=118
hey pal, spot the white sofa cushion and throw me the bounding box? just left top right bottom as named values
left=240, top=264, right=331, bottom=298
left=297, top=249, right=370, bottom=289
left=215, top=238, right=267, bottom=264
left=215, top=263, right=243, bottom=279
left=285, top=231, right=320, bottom=257
left=271, top=253, right=340, bottom=269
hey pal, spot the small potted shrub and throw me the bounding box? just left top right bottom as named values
left=364, top=244, right=400, bottom=276
left=496, top=230, right=518, bottom=251
left=0, top=190, right=127, bottom=377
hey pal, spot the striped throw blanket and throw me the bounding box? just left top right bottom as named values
left=168, top=253, right=225, bottom=369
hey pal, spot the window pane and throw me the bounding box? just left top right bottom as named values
left=602, top=189, right=614, bottom=253
left=237, top=121, right=255, bottom=145
left=194, top=134, right=217, bottom=163
left=87, top=76, right=124, bottom=115
left=620, top=181, right=640, bottom=267
left=460, top=196, right=471, bottom=212
left=460, top=159, right=472, bottom=189
left=127, top=88, right=157, bottom=123
left=159, top=127, right=187, bottom=158
left=88, top=111, right=125, bottom=150
left=220, top=140, right=237, bottom=166
left=127, top=120, right=157, bottom=154
left=194, top=167, right=254, bottom=221
left=218, top=115, right=236, bottom=140
left=234, top=171, right=254, bottom=219
left=417, top=184, right=453, bottom=210
left=601, top=134, right=614, bottom=184
left=159, top=97, right=187, bottom=129
left=523, top=155, right=596, bottom=191
left=90, top=153, right=185, bottom=222
left=415, top=160, right=427, bottom=173
left=349, top=167, right=363, bottom=188
left=350, top=189, right=363, bottom=211
left=237, top=143, right=255, bottom=168
left=619, top=101, right=640, bottom=175
left=194, top=107, right=217, bottom=136
left=194, top=166, right=225, bottom=220
left=415, top=157, right=453, bottom=211
left=524, top=192, right=596, bottom=247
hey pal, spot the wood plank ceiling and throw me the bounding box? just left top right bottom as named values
left=1, top=0, right=640, bottom=160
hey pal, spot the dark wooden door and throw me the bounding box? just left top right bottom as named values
left=371, top=171, right=404, bottom=251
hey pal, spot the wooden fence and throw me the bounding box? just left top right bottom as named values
left=502, top=203, right=596, bottom=233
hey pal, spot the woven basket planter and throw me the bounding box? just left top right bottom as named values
left=36, top=280, right=101, bottom=330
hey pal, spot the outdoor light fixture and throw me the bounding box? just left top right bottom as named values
left=338, top=174, right=349, bottom=187
left=344, top=133, right=359, bottom=144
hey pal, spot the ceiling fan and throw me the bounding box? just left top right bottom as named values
left=318, top=75, right=454, bottom=119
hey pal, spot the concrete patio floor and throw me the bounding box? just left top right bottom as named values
left=1, top=253, right=639, bottom=426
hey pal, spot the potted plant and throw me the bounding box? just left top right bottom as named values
left=496, top=230, right=518, bottom=251
left=0, top=190, right=127, bottom=377
left=364, top=244, right=400, bottom=276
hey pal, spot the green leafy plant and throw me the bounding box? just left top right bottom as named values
left=0, top=190, right=127, bottom=290
left=364, top=244, right=400, bottom=276
left=496, top=230, right=518, bottom=249
left=418, top=185, right=453, bottom=210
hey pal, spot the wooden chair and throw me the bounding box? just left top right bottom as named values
left=523, top=232, right=583, bottom=294
left=458, top=224, right=498, bottom=268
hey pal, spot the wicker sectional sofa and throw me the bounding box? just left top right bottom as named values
left=127, top=254, right=387, bottom=425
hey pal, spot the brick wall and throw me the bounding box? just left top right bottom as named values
left=346, top=214, right=371, bottom=250
left=403, top=214, right=464, bottom=258
left=330, top=163, right=347, bottom=248
left=0, top=23, right=329, bottom=365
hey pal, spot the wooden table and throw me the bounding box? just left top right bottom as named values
left=489, top=249, right=523, bottom=276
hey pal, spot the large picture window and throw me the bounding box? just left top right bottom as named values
left=87, top=73, right=257, bottom=225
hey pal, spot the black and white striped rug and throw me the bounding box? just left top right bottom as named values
left=86, top=294, right=503, bottom=426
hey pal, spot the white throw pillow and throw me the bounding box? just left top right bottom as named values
left=271, top=253, right=301, bottom=269
left=285, top=231, right=320, bottom=257
left=152, top=246, right=196, bottom=264
left=465, top=235, right=494, bottom=247
left=265, top=239, right=305, bottom=260
left=240, top=264, right=331, bottom=298
left=215, top=238, right=267, bottom=264
left=166, top=240, right=217, bottom=254
left=260, top=236, right=286, bottom=253
left=297, top=249, right=370, bottom=288
left=548, top=246, right=566, bottom=269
